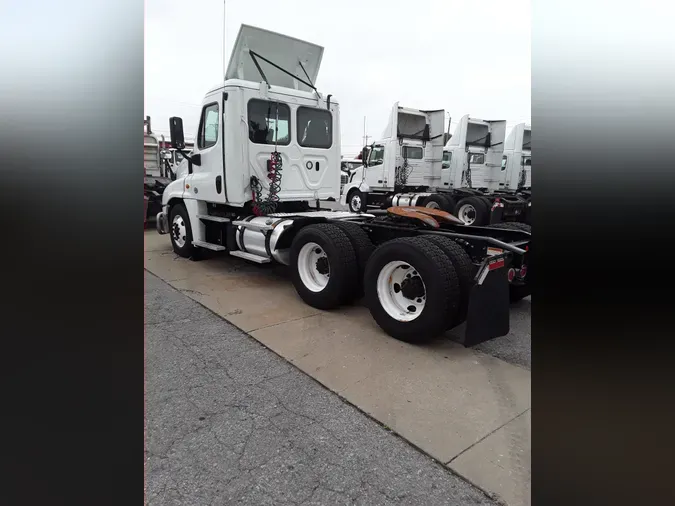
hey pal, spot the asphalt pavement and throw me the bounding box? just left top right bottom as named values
left=145, top=270, right=502, bottom=505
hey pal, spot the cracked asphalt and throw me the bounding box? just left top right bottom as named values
left=145, top=270, right=501, bottom=505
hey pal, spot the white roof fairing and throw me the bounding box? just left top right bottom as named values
left=225, top=25, right=324, bottom=92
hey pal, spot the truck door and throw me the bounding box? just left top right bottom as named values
left=422, top=109, right=446, bottom=185
left=484, top=120, right=507, bottom=190
left=365, top=144, right=386, bottom=188
left=185, top=93, right=226, bottom=203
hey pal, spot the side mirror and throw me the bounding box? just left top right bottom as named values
left=169, top=117, right=185, bottom=149
left=361, top=147, right=369, bottom=167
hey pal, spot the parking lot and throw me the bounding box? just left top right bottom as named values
left=145, top=218, right=531, bottom=505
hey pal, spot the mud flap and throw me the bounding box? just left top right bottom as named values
left=456, top=254, right=511, bottom=347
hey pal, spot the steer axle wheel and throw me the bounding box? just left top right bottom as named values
left=364, top=237, right=460, bottom=343
left=347, top=189, right=367, bottom=213
left=169, top=203, right=194, bottom=258
left=290, top=224, right=359, bottom=309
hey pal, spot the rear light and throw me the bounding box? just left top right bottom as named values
left=519, top=265, right=527, bottom=278
left=507, top=268, right=516, bottom=282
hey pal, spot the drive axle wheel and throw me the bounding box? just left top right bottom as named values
left=377, top=261, right=427, bottom=321
left=364, top=237, right=459, bottom=343
left=290, top=224, right=359, bottom=310
left=455, top=197, right=489, bottom=226
left=420, top=235, right=472, bottom=327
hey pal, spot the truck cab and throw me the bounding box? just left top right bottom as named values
left=440, top=115, right=507, bottom=192
left=500, top=123, right=531, bottom=191
left=340, top=103, right=445, bottom=211
left=160, top=24, right=341, bottom=220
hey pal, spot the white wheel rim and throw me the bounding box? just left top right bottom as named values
left=350, top=194, right=361, bottom=211
left=297, top=242, right=330, bottom=292
left=425, top=201, right=440, bottom=209
left=458, top=204, right=476, bottom=225
left=376, top=261, right=426, bottom=322
left=172, top=214, right=187, bottom=248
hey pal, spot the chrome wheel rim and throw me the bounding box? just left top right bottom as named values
left=350, top=194, right=362, bottom=212
left=172, top=214, right=187, bottom=248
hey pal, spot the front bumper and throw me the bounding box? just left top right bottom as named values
left=156, top=210, right=169, bottom=235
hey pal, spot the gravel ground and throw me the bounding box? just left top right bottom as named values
left=145, top=270, right=501, bottom=506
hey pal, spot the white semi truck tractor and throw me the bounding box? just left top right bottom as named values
left=499, top=123, right=531, bottom=222
left=155, top=25, right=531, bottom=345
left=435, top=115, right=529, bottom=226
left=341, top=109, right=529, bottom=227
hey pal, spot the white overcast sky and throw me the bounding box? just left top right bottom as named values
left=145, top=0, right=530, bottom=157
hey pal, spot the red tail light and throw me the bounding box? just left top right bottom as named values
left=507, top=268, right=516, bottom=282
left=519, top=265, right=527, bottom=278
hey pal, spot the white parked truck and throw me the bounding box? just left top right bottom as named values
left=155, top=24, right=531, bottom=345
left=499, top=123, right=531, bottom=221
left=436, top=115, right=530, bottom=225
left=340, top=108, right=528, bottom=226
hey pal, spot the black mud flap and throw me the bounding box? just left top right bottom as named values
left=455, top=254, right=511, bottom=347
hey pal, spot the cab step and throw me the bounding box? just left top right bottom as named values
left=192, top=239, right=226, bottom=251
left=229, top=250, right=271, bottom=264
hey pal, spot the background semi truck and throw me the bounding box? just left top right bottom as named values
left=155, top=24, right=531, bottom=345
left=340, top=107, right=528, bottom=225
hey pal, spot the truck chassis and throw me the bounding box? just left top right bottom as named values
left=156, top=203, right=530, bottom=346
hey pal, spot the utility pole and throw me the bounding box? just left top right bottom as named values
left=222, top=1, right=227, bottom=81
left=362, top=116, right=371, bottom=148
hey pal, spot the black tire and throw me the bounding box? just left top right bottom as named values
left=454, top=196, right=490, bottom=226
left=488, top=222, right=531, bottom=233
left=289, top=224, right=359, bottom=310
left=347, top=189, right=367, bottom=213
left=419, top=235, right=473, bottom=327
left=169, top=202, right=195, bottom=258
left=479, top=196, right=493, bottom=215
left=330, top=220, right=375, bottom=299
left=364, top=237, right=459, bottom=343
left=509, top=284, right=531, bottom=303
left=421, top=193, right=453, bottom=212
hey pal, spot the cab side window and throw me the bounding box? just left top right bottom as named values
left=248, top=99, right=291, bottom=145
left=442, top=151, right=452, bottom=169
left=368, top=145, right=384, bottom=166
left=198, top=103, right=219, bottom=149
left=297, top=107, right=333, bottom=149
